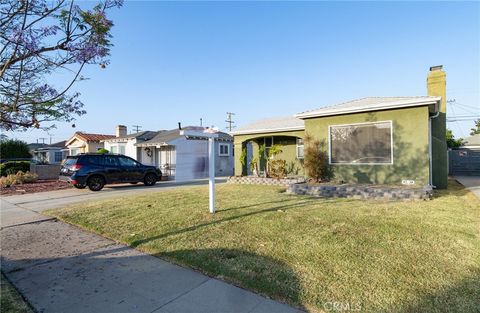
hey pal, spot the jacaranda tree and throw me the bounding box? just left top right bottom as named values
left=0, top=0, right=123, bottom=131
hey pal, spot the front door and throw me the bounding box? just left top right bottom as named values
left=246, top=142, right=253, bottom=175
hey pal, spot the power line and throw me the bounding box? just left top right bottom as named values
left=448, top=99, right=467, bottom=138
left=225, top=112, right=236, bottom=132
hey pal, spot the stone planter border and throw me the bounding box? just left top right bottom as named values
left=227, top=176, right=306, bottom=186
left=287, top=183, right=433, bottom=201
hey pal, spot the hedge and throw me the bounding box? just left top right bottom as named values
left=0, top=161, right=31, bottom=177
left=0, top=139, right=31, bottom=159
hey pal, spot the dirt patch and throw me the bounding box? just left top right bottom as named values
left=1, top=180, right=71, bottom=196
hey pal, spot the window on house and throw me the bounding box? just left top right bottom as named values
left=219, top=143, right=230, bottom=156
left=54, top=151, right=63, bottom=163
left=70, top=148, right=80, bottom=156
left=329, top=121, right=393, bottom=164
left=264, top=137, right=273, bottom=157
left=110, top=145, right=126, bottom=155
left=296, top=138, right=304, bottom=159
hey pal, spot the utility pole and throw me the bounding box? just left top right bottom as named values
left=200, top=118, right=203, bottom=127
left=38, top=137, right=47, bottom=144
left=132, top=125, right=142, bottom=133
left=225, top=112, right=236, bottom=131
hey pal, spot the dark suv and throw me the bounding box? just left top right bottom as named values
left=59, top=154, right=161, bottom=191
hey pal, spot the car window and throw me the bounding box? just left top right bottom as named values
left=104, top=155, right=118, bottom=167
left=118, top=156, right=138, bottom=167
left=63, top=157, right=78, bottom=166
left=85, top=155, right=103, bottom=166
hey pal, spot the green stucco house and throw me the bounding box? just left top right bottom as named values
left=232, top=66, right=448, bottom=188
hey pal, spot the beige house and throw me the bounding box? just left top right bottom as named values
left=65, top=132, right=115, bottom=156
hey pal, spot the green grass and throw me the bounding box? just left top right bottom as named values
left=46, top=180, right=480, bottom=312
left=1, top=274, right=33, bottom=313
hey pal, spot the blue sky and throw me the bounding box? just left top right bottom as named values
left=7, top=1, right=480, bottom=143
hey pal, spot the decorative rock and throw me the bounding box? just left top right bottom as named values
left=227, top=176, right=306, bottom=186
left=286, top=183, right=433, bottom=201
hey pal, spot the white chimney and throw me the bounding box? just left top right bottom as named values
left=116, top=125, right=127, bottom=137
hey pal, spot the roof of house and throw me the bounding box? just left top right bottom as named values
left=47, top=140, right=68, bottom=148
left=103, top=131, right=159, bottom=142
left=230, top=116, right=304, bottom=136
left=462, top=134, right=480, bottom=147
left=137, top=126, right=232, bottom=146
left=295, top=96, right=441, bottom=119
left=27, top=143, right=48, bottom=150
left=68, top=132, right=116, bottom=144
left=34, top=140, right=68, bottom=151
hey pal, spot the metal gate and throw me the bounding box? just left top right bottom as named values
left=449, top=149, right=480, bottom=176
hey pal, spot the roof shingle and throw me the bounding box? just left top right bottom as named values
left=295, top=96, right=441, bottom=119
left=75, top=132, right=115, bottom=142
left=230, top=116, right=304, bottom=135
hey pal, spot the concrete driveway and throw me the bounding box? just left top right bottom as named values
left=1, top=178, right=226, bottom=228
left=1, top=178, right=301, bottom=313
left=455, top=176, right=480, bottom=199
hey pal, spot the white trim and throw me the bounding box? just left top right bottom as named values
left=230, top=126, right=304, bottom=136
left=295, top=97, right=441, bottom=119
left=296, top=138, right=304, bottom=159
left=328, top=120, right=394, bottom=165
left=218, top=143, right=230, bottom=156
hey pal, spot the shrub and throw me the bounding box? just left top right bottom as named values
left=0, top=171, right=38, bottom=187
left=286, top=161, right=300, bottom=176
left=0, top=161, right=31, bottom=177
left=268, top=159, right=287, bottom=179
left=0, top=139, right=31, bottom=159
left=97, top=148, right=109, bottom=154
left=303, top=133, right=333, bottom=182
left=265, top=144, right=282, bottom=178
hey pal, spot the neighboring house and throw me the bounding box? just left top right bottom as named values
left=27, top=143, right=47, bottom=156
left=461, top=134, right=480, bottom=150
left=137, top=126, right=234, bottom=181
left=232, top=65, right=448, bottom=188
left=65, top=132, right=115, bottom=156
left=32, top=140, right=69, bottom=164
left=102, top=125, right=158, bottom=159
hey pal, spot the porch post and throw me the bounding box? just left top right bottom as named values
left=180, top=129, right=218, bottom=214
left=208, top=136, right=215, bottom=214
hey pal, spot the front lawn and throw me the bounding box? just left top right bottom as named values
left=46, top=180, right=480, bottom=312
left=1, top=274, right=33, bottom=313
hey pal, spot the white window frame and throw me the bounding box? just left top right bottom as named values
left=218, top=143, right=230, bottom=156
left=328, top=120, right=394, bottom=165
left=70, top=148, right=80, bottom=156
left=110, top=144, right=126, bottom=155
left=296, top=138, right=304, bottom=159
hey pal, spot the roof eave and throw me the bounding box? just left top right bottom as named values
left=231, top=126, right=305, bottom=136
left=294, top=98, right=442, bottom=119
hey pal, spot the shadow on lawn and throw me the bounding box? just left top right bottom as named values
left=396, top=269, right=480, bottom=313
left=130, top=198, right=326, bottom=247
left=158, top=248, right=305, bottom=311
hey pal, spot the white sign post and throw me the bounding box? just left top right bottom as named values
left=180, top=128, right=219, bottom=214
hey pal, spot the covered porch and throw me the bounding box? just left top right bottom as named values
left=234, top=131, right=305, bottom=177
left=137, top=144, right=176, bottom=179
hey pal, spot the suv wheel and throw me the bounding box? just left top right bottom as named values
left=73, top=184, right=86, bottom=189
left=144, top=173, right=157, bottom=186
left=87, top=175, right=105, bottom=191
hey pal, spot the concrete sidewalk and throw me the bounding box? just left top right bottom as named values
left=1, top=184, right=301, bottom=313
left=455, top=176, right=480, bottom=199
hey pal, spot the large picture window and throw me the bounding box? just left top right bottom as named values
left=329, top=121, right=393, bottom=164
